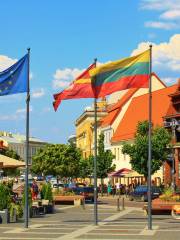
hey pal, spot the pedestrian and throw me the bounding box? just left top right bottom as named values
left=31, top=180, right=39, bottom=200
left=125, top=184, right=129, bottom=197
left=107, top=182, right=112, bottom=196
left=112, top=185, right=116, bottom=197
left=115, top=182, right=120, bottom=196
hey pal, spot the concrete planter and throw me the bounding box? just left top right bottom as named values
left=0, top=209, right=9, bottom=224
left=8, top=209, right=17, bottom=223
left=143, top=198, right=180, bottom=215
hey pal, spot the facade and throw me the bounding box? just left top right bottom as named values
left=75, top=99, right=107, bottom=158
left=0, top=131, right=47, bottom=164
left=163, top=80, right=180, bottom=188
left=100, top=73, right=166, bottom=172
left=111, top=84, right=178, bottom=184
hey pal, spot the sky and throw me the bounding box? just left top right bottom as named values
left=0, top=0, right=180, bottom=143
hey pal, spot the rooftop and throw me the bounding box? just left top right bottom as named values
left=111, top=84, right=178, bottom=142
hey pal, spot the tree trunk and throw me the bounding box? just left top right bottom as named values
left=101, top=178, right=104, bottom=197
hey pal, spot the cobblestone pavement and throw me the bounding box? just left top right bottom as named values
left=0, top=202, right=180, bottom=240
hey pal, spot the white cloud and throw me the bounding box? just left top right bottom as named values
left=131, top=34, right=180, bottom=73
left=160, top=10, right=180, bottom=20
left=32, top=88, right=45, bottom=98
left=140, top=0, right=180, bottom=11
left=0, top=114, right=17, bottom=121
left=52, top=68, right=84, bottom=89
left=52, top=62, right=108, bottom=90
left=30, top=72, right=33, bottom=80
left=161, top=77, right=177, bottom=84
left=144, top=21, right=178, bottom=30
left=140, top=0, right=180, bottom=31
left=0, top=106, right=32, bottom=121
left=0, top=55, right=17, bottom=71
left=16, top=106, right=33, bottom=114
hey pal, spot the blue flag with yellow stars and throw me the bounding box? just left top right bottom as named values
left=0, top=54, right=28, bottom=96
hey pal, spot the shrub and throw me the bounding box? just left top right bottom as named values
left=22, top=187, right=32, bottom=208
left=44, top=183, right=53, bottom=202
left=41, top=183, right=53, bottom=202
left=159, top=187, right=174, bottom=201
left=0, top=183, right=11, bottom=210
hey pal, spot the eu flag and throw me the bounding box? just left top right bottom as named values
left=0, top=54, right=28, bottom=96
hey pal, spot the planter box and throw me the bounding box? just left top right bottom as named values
left=53, top=195, right=84, bottom=205
left=45, top=204, right=54, bottom=214
left=0, top=209, right=8, bottom=224
left=143, top=198, right=180, bottom=215
left=8, top=209, right=17, bottom=223
left=74, top=199, right=81, bottom=206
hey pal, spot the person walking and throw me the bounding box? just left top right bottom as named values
left=107, top=182, right=112, bottom=196
left=31, top=180, right=39, bottom=200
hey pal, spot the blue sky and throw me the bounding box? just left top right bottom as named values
left=0, top=0, right=180, bottom=143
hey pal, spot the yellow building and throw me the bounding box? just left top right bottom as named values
left=75, top=99, right=107, bottom=158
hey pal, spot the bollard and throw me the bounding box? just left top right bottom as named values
left=117, top=198, right=120, bottom=211
left=122, top=197, right=125, bottom=210
left=82, top=198, right=85, bottom=210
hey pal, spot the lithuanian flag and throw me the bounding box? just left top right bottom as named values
left=53, top=63, right=95, bottom=111
left=90, top=50, right=150, bottom=98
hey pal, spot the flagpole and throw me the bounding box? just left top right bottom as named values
left=24, top=48, right=30, bottom=228
left=148, top=45, right=152, bottom=230
left=93, top=58, right=98, bottom=225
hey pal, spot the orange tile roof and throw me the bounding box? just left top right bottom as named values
left=111, top=84, right=178, bottom=142
left=100, top=88, right=138, bottom=128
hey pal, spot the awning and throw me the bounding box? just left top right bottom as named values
left=108, top=168, right=132, bottom=177
left=125, top=170, right=143, bottom=178
left=0, top=154, right=25, bottom=168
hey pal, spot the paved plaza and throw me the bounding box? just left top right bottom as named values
left=0, top=199, right=180, bottom=240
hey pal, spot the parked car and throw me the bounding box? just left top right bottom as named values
left=52, top=183, right=65, bottom=189
left=72, top=187, right=94, bottom=202
left=129, top=185, right=161, bottom=202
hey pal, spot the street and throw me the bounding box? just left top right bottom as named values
left=0, top=197, right=180, bottom=240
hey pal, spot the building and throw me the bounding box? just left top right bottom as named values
left=111, top=84, right=177, bottom=185
left=99, top=73, right=166, bottom=170
left=0, top=131, right=47, bottom=164
left=75, top=99, right=107, bottom=158
left=163, top=80, right=180, bottom=188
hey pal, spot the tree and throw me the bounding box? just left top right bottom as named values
left=0, top=147, right=21, bottom=160
left=122, top=121, right=171, bottom=179
left=31, top=143, right=82, bottom=178
left=96, top=133, right=115, bottom=195
left=78, top=157, right=92, bottom=179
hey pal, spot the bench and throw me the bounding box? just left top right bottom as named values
left=53, top=195, right=85, bottom=205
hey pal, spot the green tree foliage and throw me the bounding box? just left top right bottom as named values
left=78, top=157, right=92, bottom=179
left=41, top=182, right=53, bottom=202
left=31, top=144, right=82, bottom=178
left=97, top=133, right=115, bottom=179
left=122, top=121, right=171, bottom=177
left=0, top=148, right=21, bottom=160
left=0, top=183, right=11, bottom=210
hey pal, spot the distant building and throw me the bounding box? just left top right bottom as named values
left=75, top=99, right=107, bottom=158
left=0, top=131, right=47, bottom=164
